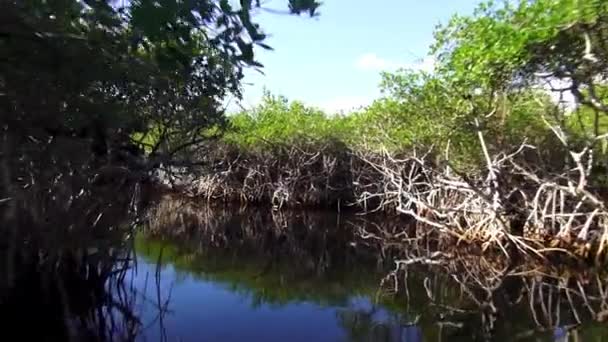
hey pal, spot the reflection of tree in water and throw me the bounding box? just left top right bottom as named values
left=0, top=197, right=170, bottom=341
left=144, top=196, right=384, bottom=272
left=376, top=244, right=608, bottom=341
left=0, top=248, right=142, bottom=341
left=139, top=198, right=389, bottom=307
left=140, top=195, right=608, bottom=342
left=0, top=135, right=167, bottom=341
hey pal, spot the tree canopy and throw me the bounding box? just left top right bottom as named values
left=1, top=0, right=320, bottom=160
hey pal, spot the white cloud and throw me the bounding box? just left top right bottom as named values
left=354, top=53, right=436, bottom=73
left=354, top=53, right=400, bottom=71
left=317, top=96, right=373, bottom=114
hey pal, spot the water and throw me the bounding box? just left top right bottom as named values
left=130, top=255, right=396, bottom=341
left=132, top=236, right=401, bottom=342
left=4, top=194, right=608, bottom=341
left=124, top=207, right=608, bottom=342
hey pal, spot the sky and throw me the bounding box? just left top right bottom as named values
left=231, top=0, right=483, bottom=113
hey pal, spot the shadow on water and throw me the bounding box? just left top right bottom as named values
left=0, top=132, right=165, bottom=341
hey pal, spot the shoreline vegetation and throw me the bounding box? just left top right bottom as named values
left=150, top=138, right=608, bottom=264
left=151, top=89, right=608, bottom=263
left=140, top=0, right=608, bottom=263
left=4, top=0, right=608, bottom=273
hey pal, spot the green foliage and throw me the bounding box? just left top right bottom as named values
left=226, top=0, right=608, bottom=171
left=424, top=0, right=608, bottom=183
left=566, top=85, right=608, bottom=139
left=224, top=92, right=351, bottom=149
left=432, top=0, right=608, bottom=143
left=432, top=0, right=608, bottom=91
left=223, top=74, right=556, bottom=171
left=9, top=0, right=608, bottom=182
left=2, top=0, right=320, bottom=161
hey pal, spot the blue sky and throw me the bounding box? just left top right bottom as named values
left=232, top=0, right=482, bottom=113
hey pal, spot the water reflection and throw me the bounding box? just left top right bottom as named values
left=131, top=197, right=608, bottom=341
left=133, top=234, right=404, bottom=342
left=4, top=188, right=608, bottom=341
left=0, top=132, right=153, bottom=341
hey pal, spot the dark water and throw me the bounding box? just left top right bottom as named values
left=123, top=205, right=608, bottom=342
left=3, top=192, right=608, bottom=341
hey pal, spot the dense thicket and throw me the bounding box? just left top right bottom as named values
left=158, top=0, right=608, bottom=259
left=0, top=0, right=320, bottom=234
left=4, top=0, right=608, bottom=258
left=216, top=0, right=608, bottom=182
left=0, top=1, right=320, bottom=308
left=1, top=0, right=319, bottom=164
